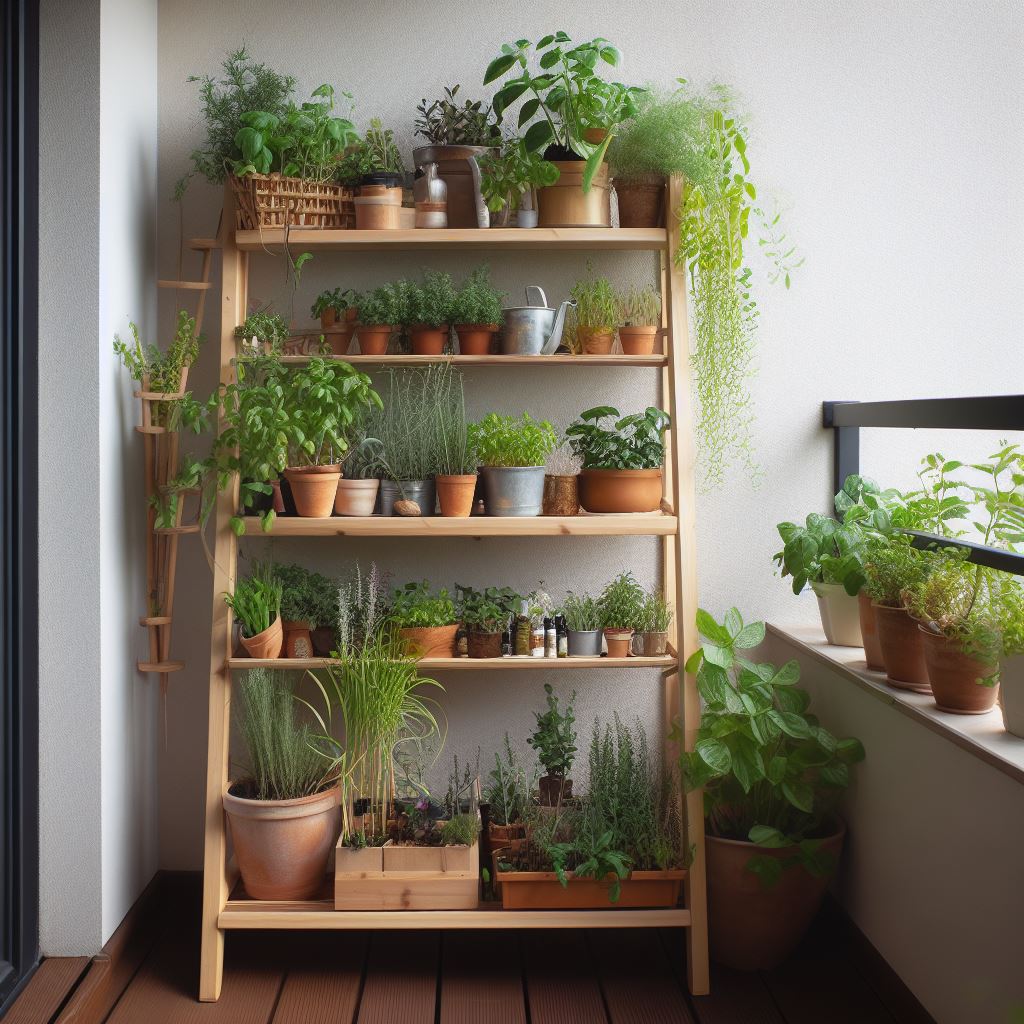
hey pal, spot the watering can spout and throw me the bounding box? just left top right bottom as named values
left=542, top=298, right=576, bottom=354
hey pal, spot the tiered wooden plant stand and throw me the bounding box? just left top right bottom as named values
left=198, top=177, right=709, bottom=1000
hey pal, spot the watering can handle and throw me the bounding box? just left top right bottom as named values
left=525, top=285, right=548, bottom=308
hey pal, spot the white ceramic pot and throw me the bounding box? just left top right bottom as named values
left=999, top=653, right=1024, bottom=738
left=810, top=581, right=863, bottom=648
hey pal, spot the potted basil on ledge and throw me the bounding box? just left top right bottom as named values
left=566, top=405, right=670, bottom=513
left=682, top=608, right=865, bottom=970
left=469, top=412, right=557, bottom=517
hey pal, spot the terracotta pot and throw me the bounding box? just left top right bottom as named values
left=537, top=775, right=572, bottom=806
left=810, top=582, right=863, bottom=647
left=356, top=326, right=392, bottom=355
left=467, top=629, right=502, bottom=658
left=326, top=325, right=356, bottom=356
left=335, top=478, right=379, bottom=516
left=488, top=822, right=527, bottom=845
left=320, top=308, right=337, bottom=329
left=1000, top=653, right=1024, bottom=737
left=919, top=627, right=999, bottom=714
left=633, top=631, right=669, bottom=657
left=498, top=869, right=684, bottom=910
left=284, top=466, right=340, bottom=518
left=618, top=325, right=659, bottom=355
left=354, top=200, right=400, bottom=230
left=614, top=176, right=665, bottom=227
left=579, top=468, right=662, bottom=513
left=409, top=326, right=449, bottom=355
left=706, top=824, right=845, bottom=970
left=271, top=478, right=285, bottom=514
left=240, top=616, right=283, bottom=660
left=455, top=324, right=497, bottom=355
left=224, top=784, right=340, bottom=900
left=542, top=474, right=579, bottom=516
left=604, top=628, right=634, bottom=658
left=398, top=623, right=458, bottom=659
left=873, top=603, right=931, bottom=692
left=577, top=327, right=615, bottom=354
left=858, top=591, right=885, bottom=670
left=282, top=620, right=313, bottom=659
left=537, top=160, right=611, bottom=227
left=436, top=474, right=477, bottom=517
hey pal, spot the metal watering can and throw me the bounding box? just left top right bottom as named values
left=500, top=286, right=576, bottom=356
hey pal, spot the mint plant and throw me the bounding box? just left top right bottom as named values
left=469, top=412, right=557, bottom=468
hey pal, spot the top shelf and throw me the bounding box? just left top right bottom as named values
left=234, top=227, right=669, bottom=253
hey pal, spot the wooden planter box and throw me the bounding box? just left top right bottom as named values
left=334, top=837, right=479, bottom=910
left=495, top=868, right=686, bottom=910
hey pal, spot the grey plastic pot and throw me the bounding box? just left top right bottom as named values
left=480, top=466, right=545, bottom=517
left=380, top=479, right=436, bottom=516
left=568, top=629, right=603, bottom=657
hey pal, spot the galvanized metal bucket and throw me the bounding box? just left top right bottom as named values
left=568, top=630, right=603, bottom=657
left=500, top=286, right=575, bottom=356
left=380, top=479, right=436, bottom=516
left=480, top=466, right=545, bottom=516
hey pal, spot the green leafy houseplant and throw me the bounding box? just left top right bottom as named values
left=233, top=309, right=290, bottom=352
left=566, top=406, right=670, bottom=470
left=681, top=608, right=864, bottom=887
left=450, top=266, right=504, bottom=326
left=335, top=119, right=405, bottom=186
left=469, top=412, right=557, bottom=467
left=224, top=564, right=282, bottom=638
left=478, top=138, right=559, bottom=217
left=357, top=281, right=411, bottom=327
left=311, top=288, right=358, bottom=321
left=407, top=271, right=456, bottom=328
left=389, top=581, right=457, bottom=629
left=561, top=591, right=601, bottom=632
left=527, top=683, right=578, bottom=783
left=270, top=563, right=339, bottom=629
left=598, top=572, right=646, bottom=631
left=456, top=584, right=519, bottom=633
left=414, top=85, right=502, bottom=147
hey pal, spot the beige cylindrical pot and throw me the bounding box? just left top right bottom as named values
left=335, top=478, right=379, bottom=517
left=224, top=785, right=340, bottom=900
left=999, top=653, right=1024, bottom=737
left=810, top=582, right=863, bottom=648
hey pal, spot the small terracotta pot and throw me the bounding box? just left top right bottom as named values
left=239, top=616, right=283, bottom=660
left=577, top=327, right=615, bottom=354
left=356, top=326, right=392, bottom=355
left=918, top=627, right=1000, bottom=714
left=335, top=478, right=379, bottom=516
left=467, top=629, right=502, bottom=658
left=542, top=474, right=579, bottom=516
left=579, top=468, right=662, bottom=513
left=409, top=326, right=449, bottom=355
left=873, top=602, right=931, bottom=692
left=320, top=308, right=337, bottom=329
left=858, top=591, right=885, bottom=670
left=282, top=620, right=314, bottom=659
left=398, top=623, right=459, bottom=659
left=271, top=479, right=286, bottom=514
left=224, top=784, right=340, bottom=900
left=284, top=466, right=340, bottom=518
left=614, top=176, right=665, bottom=227
left=538, top=775, right=572, bottom=806
left=706, top=824, right=845, bottom=970
left=326, top=327, right=356, bottom=357
left=436, top=474, right=477, bottom=517
left=604, top=628, right=634, bottom=658
left=455, top=324, right=497, bottom=355
left=618, top=325, right=659, bottom=355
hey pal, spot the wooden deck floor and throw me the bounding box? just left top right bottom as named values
left=4, top=877, right=934, bottom=1024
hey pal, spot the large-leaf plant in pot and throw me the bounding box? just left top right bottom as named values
left=566, top=405, right=669, bottom=513
left=681, top=608, right=864, bottom=970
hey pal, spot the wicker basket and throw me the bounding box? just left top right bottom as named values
left=230, top=173, right=355, bottom=230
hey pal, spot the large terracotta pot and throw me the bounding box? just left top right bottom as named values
left=239, top=616, right=283, bottom=660
left=537, top=160, right=611, bottom=227
left=1000, top=653, right=1024, bottom=737
left=356, top=326, right=392, bottom=355
left=436, top=474, right=477, bottom=517
left=398, top=623, right=458, bottom=659
left=918, top=627, right=999, bottom=714
left=706, top=824, right=845, bottom=970
left=577, top=327, right=614, bottom=355
left=224, top=784, right=340, bottom=900
left=284, top=466, right=340, bottom=518
left=858, top=591, right=885, bottom=670
left=455, top=324, right=497, bottom=355
left=872, top=602, right=931, bottom=692
left=409, top=326, right=449, bottom=355
left=614, top=175, right=665, bottom=227
left=810, top=582, right=862, bottom=647
left=618, top=325, right=659, bottom=355
left=579, top=468, right=662, bottom=513
left=335, top=478, right=379, bottom=516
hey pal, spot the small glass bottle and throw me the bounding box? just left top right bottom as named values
left=531, top=618, right=545, bottom=656
left=544, top=617, right=557, bottom=658
left=556, top=615, right=568, bottom=658
left=501, top=625, right=513, bottom=657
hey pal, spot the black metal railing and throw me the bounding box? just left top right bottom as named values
left=822, top=396, right=1024, bottom=576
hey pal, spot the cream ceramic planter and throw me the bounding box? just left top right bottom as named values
left=810, top=582, right=863, bottom=648
left=999, top=653, right=1024, bottom=737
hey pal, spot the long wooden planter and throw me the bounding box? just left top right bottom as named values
left=495, top=868, right=686, bottom=910
left=334, top=838, right=479, bottom=910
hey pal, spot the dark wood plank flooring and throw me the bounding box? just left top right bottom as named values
left=2, top=876, right=935, bottom=1024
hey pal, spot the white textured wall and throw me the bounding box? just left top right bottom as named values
left=38, top=0, right=158, bottom=954
left=155, top=0, right=1024, bottom=876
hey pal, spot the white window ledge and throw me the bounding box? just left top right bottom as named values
left=768, top=623, right=1024, bottom=786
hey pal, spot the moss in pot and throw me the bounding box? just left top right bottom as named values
left=527, top=683, right=577, bottom=806
left=681, top=607, right=864, bottom=970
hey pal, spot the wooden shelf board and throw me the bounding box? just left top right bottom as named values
left=280, top=353, right=668, bottom=367
left=235, top=226, right=668, bottom=253
left=226, top=655, right=677, bottom=671
left=242, top=512, right=677, bottom=538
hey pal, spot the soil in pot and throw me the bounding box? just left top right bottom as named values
left=409, top=326, right=449, bottom=355
left=335, top=478, right=379, bottom=517
left=356, top=326, right=392, bottom=355
left=224, top=782, right=340, bottom=900
left=919, top=627, right=999, bottom=714
left=614, top=176, right=665, bottom=227
left=542, top=474, right=579, bottom=516
left=240, top=616, right=283, bottom=660
left=467, top=629, right=502, bottom=658
left=873, top=603, right=931, bottom=692
left=455, top=325, right=497, bottom=355
left=706, top=824, right=845, bottom=971
left=858, top=591, right=885, bottom=670
left=537, top=775, right=572, bottom=806
left=282, top=620, right=313, bottom=659
left=618, top=325, right=659, bottom=355
left=436, top=474, right=477, bottom=517
left=577, top=327, right=615, bottom=354
left=604, top=629, right=634, bottom=658
left=284, top=466, right=340, bottom=518
left=579, top=468, right=663, bottom=513
left=399, top=624, right=459, bottom=659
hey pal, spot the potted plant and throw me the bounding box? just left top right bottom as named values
left=355, top=281, right=409, bottom=356
left=570, top=273, right=618, bottom=354
left=478, top=137, right=559, bottom=227
left=456, top=584, right=517, bottom=658
left=335, top=413, right=386, bottom=517
left=335, top=562, right=389, bottom=656
left=542, top=444, right=582, bottom=516
left=451, top=266, right=504, bottom=354
left=233, top=309, right=290, bottom=355
left=566, top=405, right=670, bottom=513
left=995, top=578, right=1024, bottom=736
left=270, top=562, right=340, bottom=658
left=598, top=572, right=645, bottom=657
left=431, top=363, right=476, bottom=517
left=337, top=119, right=406, bottom=228
left=390, top=580, right=459, bottom=659
left=635, top=589, right=672, bottom=656
left=406, top=270, right=455, bottom=355
left=311, top=287, right=358, bottom=329
left=682, top=608, right=865, bottom=969
left=224, top=563, right=283, bottom=659
left=561, top=591, right=602, bottom=656
left=485, top=34, right=646, bottom=225
left=469, top=412, right=557, bottom=517
left=617, top=286, right=661, bottom=355
left=483, top=734, right=535, bottom=843
left=526, top=683, right=577, bottom=805
left=224, top=668, right=342, bottom=900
